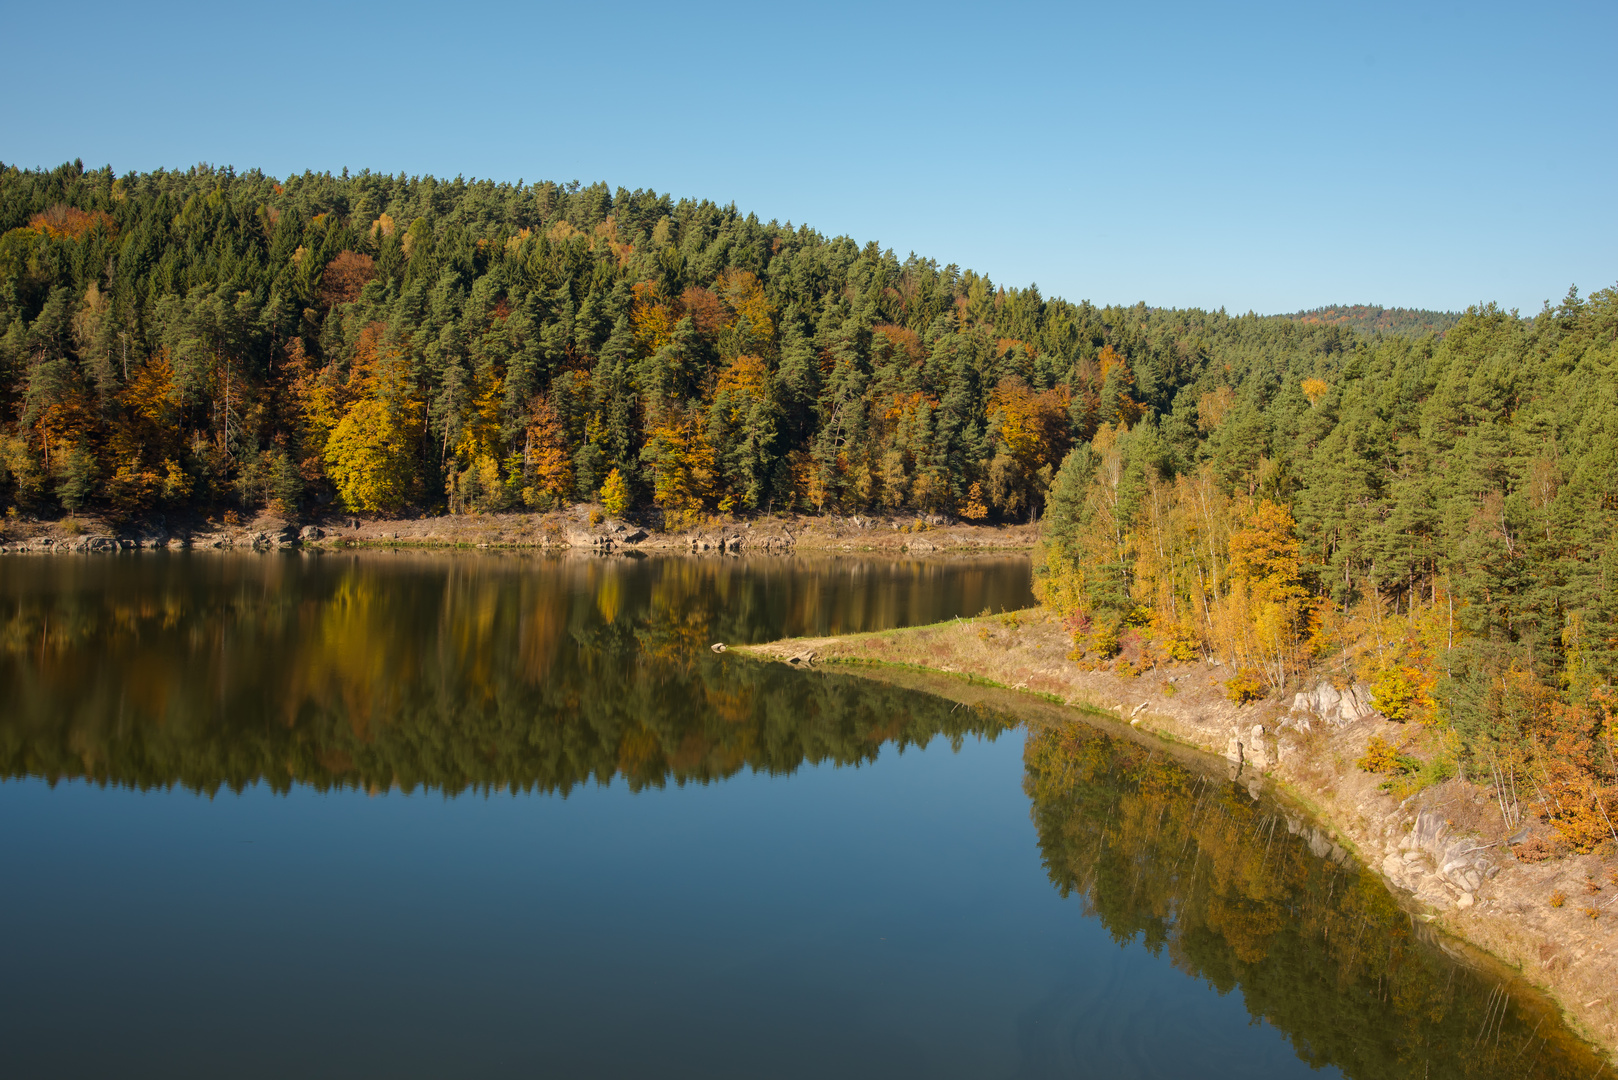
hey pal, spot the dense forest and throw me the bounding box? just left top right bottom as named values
left=1037, top=279, right=1618, bottom=853
left=2, top=158, right=1614, bottom=850
left=0, top=159, right=1465, bottom=531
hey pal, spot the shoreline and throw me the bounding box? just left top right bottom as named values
left=0, top=507, right=1037, bottom=557
left=735, top=612, right=1618, bottom=1061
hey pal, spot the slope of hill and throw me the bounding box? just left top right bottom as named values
left=1282, top=304, right=1460, bottom=338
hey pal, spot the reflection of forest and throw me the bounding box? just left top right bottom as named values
left=1025, top=724, right=1604, bottom=1079
left=4, top=555, right=1604, bottom=1075
left=0, top=554, right=1026, bottom=794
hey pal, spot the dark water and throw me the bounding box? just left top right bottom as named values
left=0, top=553, right=1602, bottom=1078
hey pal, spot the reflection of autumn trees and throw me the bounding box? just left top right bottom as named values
left=0, top=556, right=1027, bottom=796
left=1025, top=723, right=1603, bottom=1079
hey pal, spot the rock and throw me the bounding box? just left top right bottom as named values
left=1456, top=892, right=1475, bottom=909
left=710, top=643, right=727, bottom=653
left=622, top=529, right=648, bottom=544
left=1288, top=680, right=1376, bottom=726
left=299, top=526, right=325, bottom=541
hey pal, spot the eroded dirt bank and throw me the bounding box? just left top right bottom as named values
left=0, top=506, right=1036, bottom=556
left=738, top=611, right=1618, bottom=1061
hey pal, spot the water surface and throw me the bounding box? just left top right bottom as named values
left=0, top=553, right=1601, bottom=1077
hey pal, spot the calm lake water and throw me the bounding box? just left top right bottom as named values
left=0, top=553, right=1602, bottom=1078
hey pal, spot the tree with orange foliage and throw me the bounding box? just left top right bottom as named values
left=521, top=395, right=573, bottom=509
left=986, top=376, right=1071, bottom=520
left=27, top=205, right=116, bottom=241
left=105, top=351, right=188, bottom=513
left=318, top=251, right=375, bottom=307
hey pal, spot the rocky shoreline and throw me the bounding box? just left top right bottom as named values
left=0, top=506, right=1037, bottom=557
left=737, top=612, right=1618, bottom=1061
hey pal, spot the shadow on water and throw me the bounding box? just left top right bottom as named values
left=0, top=552, right=1605, bottom=1078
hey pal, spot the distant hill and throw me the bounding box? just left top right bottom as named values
left=1281, top=304, right=1460, bottom=338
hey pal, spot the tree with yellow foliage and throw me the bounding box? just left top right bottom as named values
left=321, top=326, right=423, bottom=513
left=324, top=400, right=419, bottom=512
left=599, top=467, right=630, bottom=517
left=640, top=407, right=715, bottom=528
left=1212, top=499, right=1308, bottom=692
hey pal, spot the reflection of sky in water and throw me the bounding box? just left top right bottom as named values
left=1, top=734, right=1328, bottom=1079
left=0, top=555, right=1599, bottom=1077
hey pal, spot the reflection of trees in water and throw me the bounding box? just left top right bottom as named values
left=2, top=554, right=1603, bottom=1073
left=1024, top=724, right=1603, bottom=1079
left=0, top=555, right=1024, bottom=795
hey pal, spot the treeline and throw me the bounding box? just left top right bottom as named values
left=1, top=158, right=1433, bottom=529
left=1038, top=281, right=1618, bottom=851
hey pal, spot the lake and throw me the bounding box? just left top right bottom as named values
left=0, top=552, right=1602, bottom=1078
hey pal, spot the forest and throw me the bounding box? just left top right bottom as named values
left=0, top=159, right=1466, bottom=532
left=1036, top=281, right=1618, bottom=854
left=1, top=158, right=1614, bottom=850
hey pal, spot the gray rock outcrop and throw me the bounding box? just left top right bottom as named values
left=1378, top=808, right=1500, bottom=909
left=1286, top=681, right=1376, bottom=728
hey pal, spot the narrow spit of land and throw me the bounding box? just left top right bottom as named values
left=738, top=611, right=1618, bottom=1062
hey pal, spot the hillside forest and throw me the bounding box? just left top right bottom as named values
left=1, top=159, right=1615, bottom=850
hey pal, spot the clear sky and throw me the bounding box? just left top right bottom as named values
left=3, top=0, right=1612, bottom=315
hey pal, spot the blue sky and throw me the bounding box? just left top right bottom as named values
left=4, top=0, right=1612, bottom=314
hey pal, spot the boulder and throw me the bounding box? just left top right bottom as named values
left=299, top=525, right=325, bottom=542
left=623, top=529, right=648, bottom=544
left=1394, top=808, right=1499, bottom=896
left=1288, top=680, right=1375, bottom=725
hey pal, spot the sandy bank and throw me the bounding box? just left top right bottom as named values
left=0, top=506, right=1036, bottom=556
